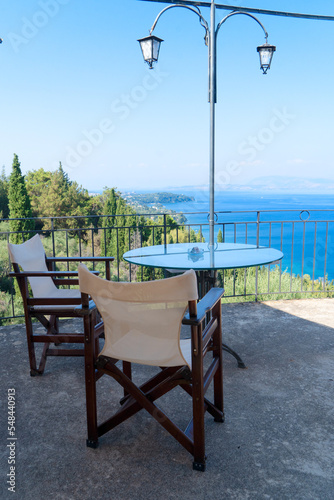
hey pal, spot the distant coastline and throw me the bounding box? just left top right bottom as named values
left=118, top=191, right=194, bottom=224
left=122, top=192, right=194, bottom=206
left=156, top=176, right=334, bottom=195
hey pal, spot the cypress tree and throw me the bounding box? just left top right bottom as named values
left=8, top=154, right=34, bottom=243
left=101, top=188, right=118, bottom=258
left=115, top=196, right=128, bottom=258
left=101, top=188, right=139, bottom=261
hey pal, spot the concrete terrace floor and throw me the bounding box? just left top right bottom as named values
left=0, top=298, right=333, bottom=500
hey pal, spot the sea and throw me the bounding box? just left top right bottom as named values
left=158, top=190, right=334, bottom=280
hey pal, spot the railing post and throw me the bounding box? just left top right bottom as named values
left=116, top=227, right=120, bottom=281
left=255, top=266, right=258, bottom=302
left=324, top=222, right=328, bottom=292
left=256, top=211, right=260, bottom=248
left=163, top=214, right=167, bottom=247
left=255, top=211, right=261, bottom=300
left=51, top=218, right=55, bottom=257
left=312, top=221, right=317, bottom=291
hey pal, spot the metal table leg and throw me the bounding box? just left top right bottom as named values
left=198, top=270, right=247, bottom=369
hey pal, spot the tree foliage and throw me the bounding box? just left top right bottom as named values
left=25, top=163, right=92, bottom=229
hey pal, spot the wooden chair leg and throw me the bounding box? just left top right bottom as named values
left=53, top=316, right=62, bottom=346
left=94, top=332, right=100, bottom=359
left=84, top=312, right=99, bottom=448
left=191, top=324, right=206, bottom=471
left=37, top=342, right=50, bottom=375
left=212, top=301, right=224, bottom=421
left=122, top=361, right=132, bottom=398
left=35, top=314, right=58, bottom=335
left=24, top=313, right=39, bottom=376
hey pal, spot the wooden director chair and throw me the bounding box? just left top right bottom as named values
left=78, top=264, right=225, bottom=471
left=8, top=234, right=114, bottom=376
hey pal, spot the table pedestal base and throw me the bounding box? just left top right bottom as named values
left=222, top=343, right=247, bottom=369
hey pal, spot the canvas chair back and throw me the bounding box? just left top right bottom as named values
left=79, top=264, right=198, bottom=367
left=8, top=234, right=58, bottom=298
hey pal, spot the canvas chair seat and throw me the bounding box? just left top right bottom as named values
left=103, top=332, right=193, bottom=367
left=32, top=288, right=82, bottom=311
left=8, top=234, right=114, bottom=375
left=78, top=264, right=225, bottom=471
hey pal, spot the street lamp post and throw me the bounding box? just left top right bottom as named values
left=139, top=0, right=275, bottom=248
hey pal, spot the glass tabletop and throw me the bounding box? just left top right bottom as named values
left=123, top=243, right=283, bottom=271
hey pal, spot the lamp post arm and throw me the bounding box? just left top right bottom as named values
left=216, top=10, right=268, bottom=40
left=149, top=4, right=209, bottom=43
left=211, top=10, right=270, bottom=103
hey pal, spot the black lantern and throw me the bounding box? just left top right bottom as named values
left=257, top=42, right=276, bottom=74
left=138, top=35, right=164, bottom=69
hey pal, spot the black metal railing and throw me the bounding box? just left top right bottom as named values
left=1, top=208, right=334, bottom=322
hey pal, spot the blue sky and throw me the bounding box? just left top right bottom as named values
left=0, top=0, right=334, bottom=191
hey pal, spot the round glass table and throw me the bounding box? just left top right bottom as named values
left=123, top=242, right=283, bottom=272
left=124, top=243, right=283, bottom=369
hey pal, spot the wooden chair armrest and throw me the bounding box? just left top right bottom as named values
left=46, top=257, right=113, bottom=280
left=46, top=257, right=114, bottom=262
left=9, top=270, right=99, bottom=278
left=28, top=297, right=82, bottom=306
left=182, top=288, right=224, bottom=326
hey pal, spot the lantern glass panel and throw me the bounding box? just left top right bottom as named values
left=140, top=39, right=153, bottom=62
left=152, top=38, right=161, bottom=60
left=260, top=48, right=272, bottom=67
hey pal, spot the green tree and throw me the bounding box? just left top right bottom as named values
left=0, top=167, right=9, bottom=219
left=8, top=154, right=34, bottom=243
left=26, top=163, right=91, bottom=230
left=217, top=228, right=223, bottom=243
